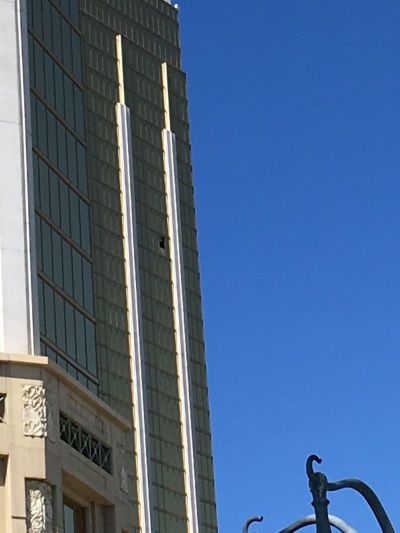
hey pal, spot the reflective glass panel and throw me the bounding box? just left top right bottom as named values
left=72, top=249, right=83, bottom=305
left=52, top=230, right=63, bottom=287
left=60, top=181, right=70, bottom=234
left=44, top=283, right=55, bottom=342
left=54, top=292, right=66, bottom=351
left=62, top=240, right=73, bottom=296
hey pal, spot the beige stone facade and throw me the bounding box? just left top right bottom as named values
left=0, top=354, right=136, bottom=531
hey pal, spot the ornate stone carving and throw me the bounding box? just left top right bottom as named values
left=22, top=385, right=48, bottom=437
left=26, top=480, right=53, bottom=533
left=120, top=463, right=128, bottom=494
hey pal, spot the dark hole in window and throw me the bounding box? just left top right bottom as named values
left=159, top=236, right=165, bottom=250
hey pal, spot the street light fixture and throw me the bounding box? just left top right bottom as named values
left=243, top=515, right=264, bottom=533
left=243, top=455, right=395, bottom=532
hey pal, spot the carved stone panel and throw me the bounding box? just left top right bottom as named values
left=26, top=480, right=53, bottom=533
left=22, top=385, right=48, bottom=437
left=120, top=463, right=128, bottom=494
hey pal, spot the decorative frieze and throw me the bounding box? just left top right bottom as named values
left=22, top=385, right=48, bottom=437
left=26, top=480, right=53, bottom=533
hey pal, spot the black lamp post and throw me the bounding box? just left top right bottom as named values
left=243, top=455, right=395, bottom=532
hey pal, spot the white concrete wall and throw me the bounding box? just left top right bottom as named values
left=0, top=0, right=38, bottom=355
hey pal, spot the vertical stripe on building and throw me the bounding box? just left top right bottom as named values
left=161, top=62, right=200, bottom=533
left=0, top=0, right=39, bottom=355
left=17, top=0, right=40, bottom=355
left=115, top=35, right=153, bottom=533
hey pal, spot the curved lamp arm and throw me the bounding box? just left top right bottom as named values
left=278, top=513, right=357, bottom=533
left=327, top=479, right=394, bottom=533
left=243, top=515, right=264, bottom=533
left=307, top=455, right=395, bottom=533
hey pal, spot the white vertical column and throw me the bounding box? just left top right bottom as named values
left=0, top=0, right=39, bottom=355
left=161, top=62, right=200, bottom=533
left=115, top=35, right=153, bottom=533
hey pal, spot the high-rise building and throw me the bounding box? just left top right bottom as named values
left=0, top=0, right=218, bottom=531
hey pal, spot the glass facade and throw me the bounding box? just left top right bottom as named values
left=79, top=7, right=141, bottom=528
left=27, top=0, right=217, bottom=531
left=27, top=0, right=97, bottom=390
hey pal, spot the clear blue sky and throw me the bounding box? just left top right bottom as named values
left=179, top=1, right=400, bottom=531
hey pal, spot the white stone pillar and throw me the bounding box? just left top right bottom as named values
left=0, top=0, right=39, bottom=355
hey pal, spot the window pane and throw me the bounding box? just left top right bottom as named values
left=57, top=355, right=67, bottom=370
left=28, top=35, right=35, bottom=86
left=54, top=292, right=66, bottom=351
left=38, top=278, right=45, bottom=336
left=34, top=42, right=44, bottom=95
left=74, top=86, right=84, bottom=137
left=67, top=362, right=77, bottom=379
left=72, top=249, right=83, bottom=305
left=88, top=380, right=98, bottom=395
left=32, top=0, right=43, bottom=39
left=88, top=381, right=97, bottom=394
left=66, top=131, right=77, bottom=185
left=44, top=283, right=55, bottom=342
left=27, top=0, right=33, bottom=30
left=33, top=153, right=40, bottom=207
left=70, top=0, right=80, bottom=27
left=36, top=99, right=47, bottom=154
left=47, top=347, right=57, bottom=362
left=85, top=319, right=96, bottom=374
left=31, top=94, right=38, bottom=147
left=52, top=230, right=63, bottom=287
left=75, top=310, right=86, bottom=367
left=79, top=200, right=90, bottom=252
left=71, top=31, right=82, bottom=81
left=44, top=53, right=55, bottom=107
left=64, top=75, right=74, bottom=128
left=61, top=19, right=72, bottom=71
left=63, top=503, right=74, bottom=533
left=65, top=301, right=76, bottom=360
left=77, top=371, right=87, bottom=387
left=47, top=112, right=57, bottom=165
left=60, top=181, right=70, bottom=234
left=54, top=64, right=65, bottom=119
left=82, top=258, right=93, bottom=314
left=42, top=0, right=52, bottom=52
left=35, top=215, right=43, bottom=271
left=59, top=0, right=70, bottom=18
left=76, top=143, right=87, bottom=195
left=39, top=158, right=50, bottom=215
left=69, top=191, right=80, bottom=244
left=41, top=220, right=52, bottom=278
left=51, top=7, right=62, bottom=59
left=49, top=170, right=60, bottom=226
left=62, top=240, right=73, bottom=295
left=57, top=122, right=67, bottom=176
